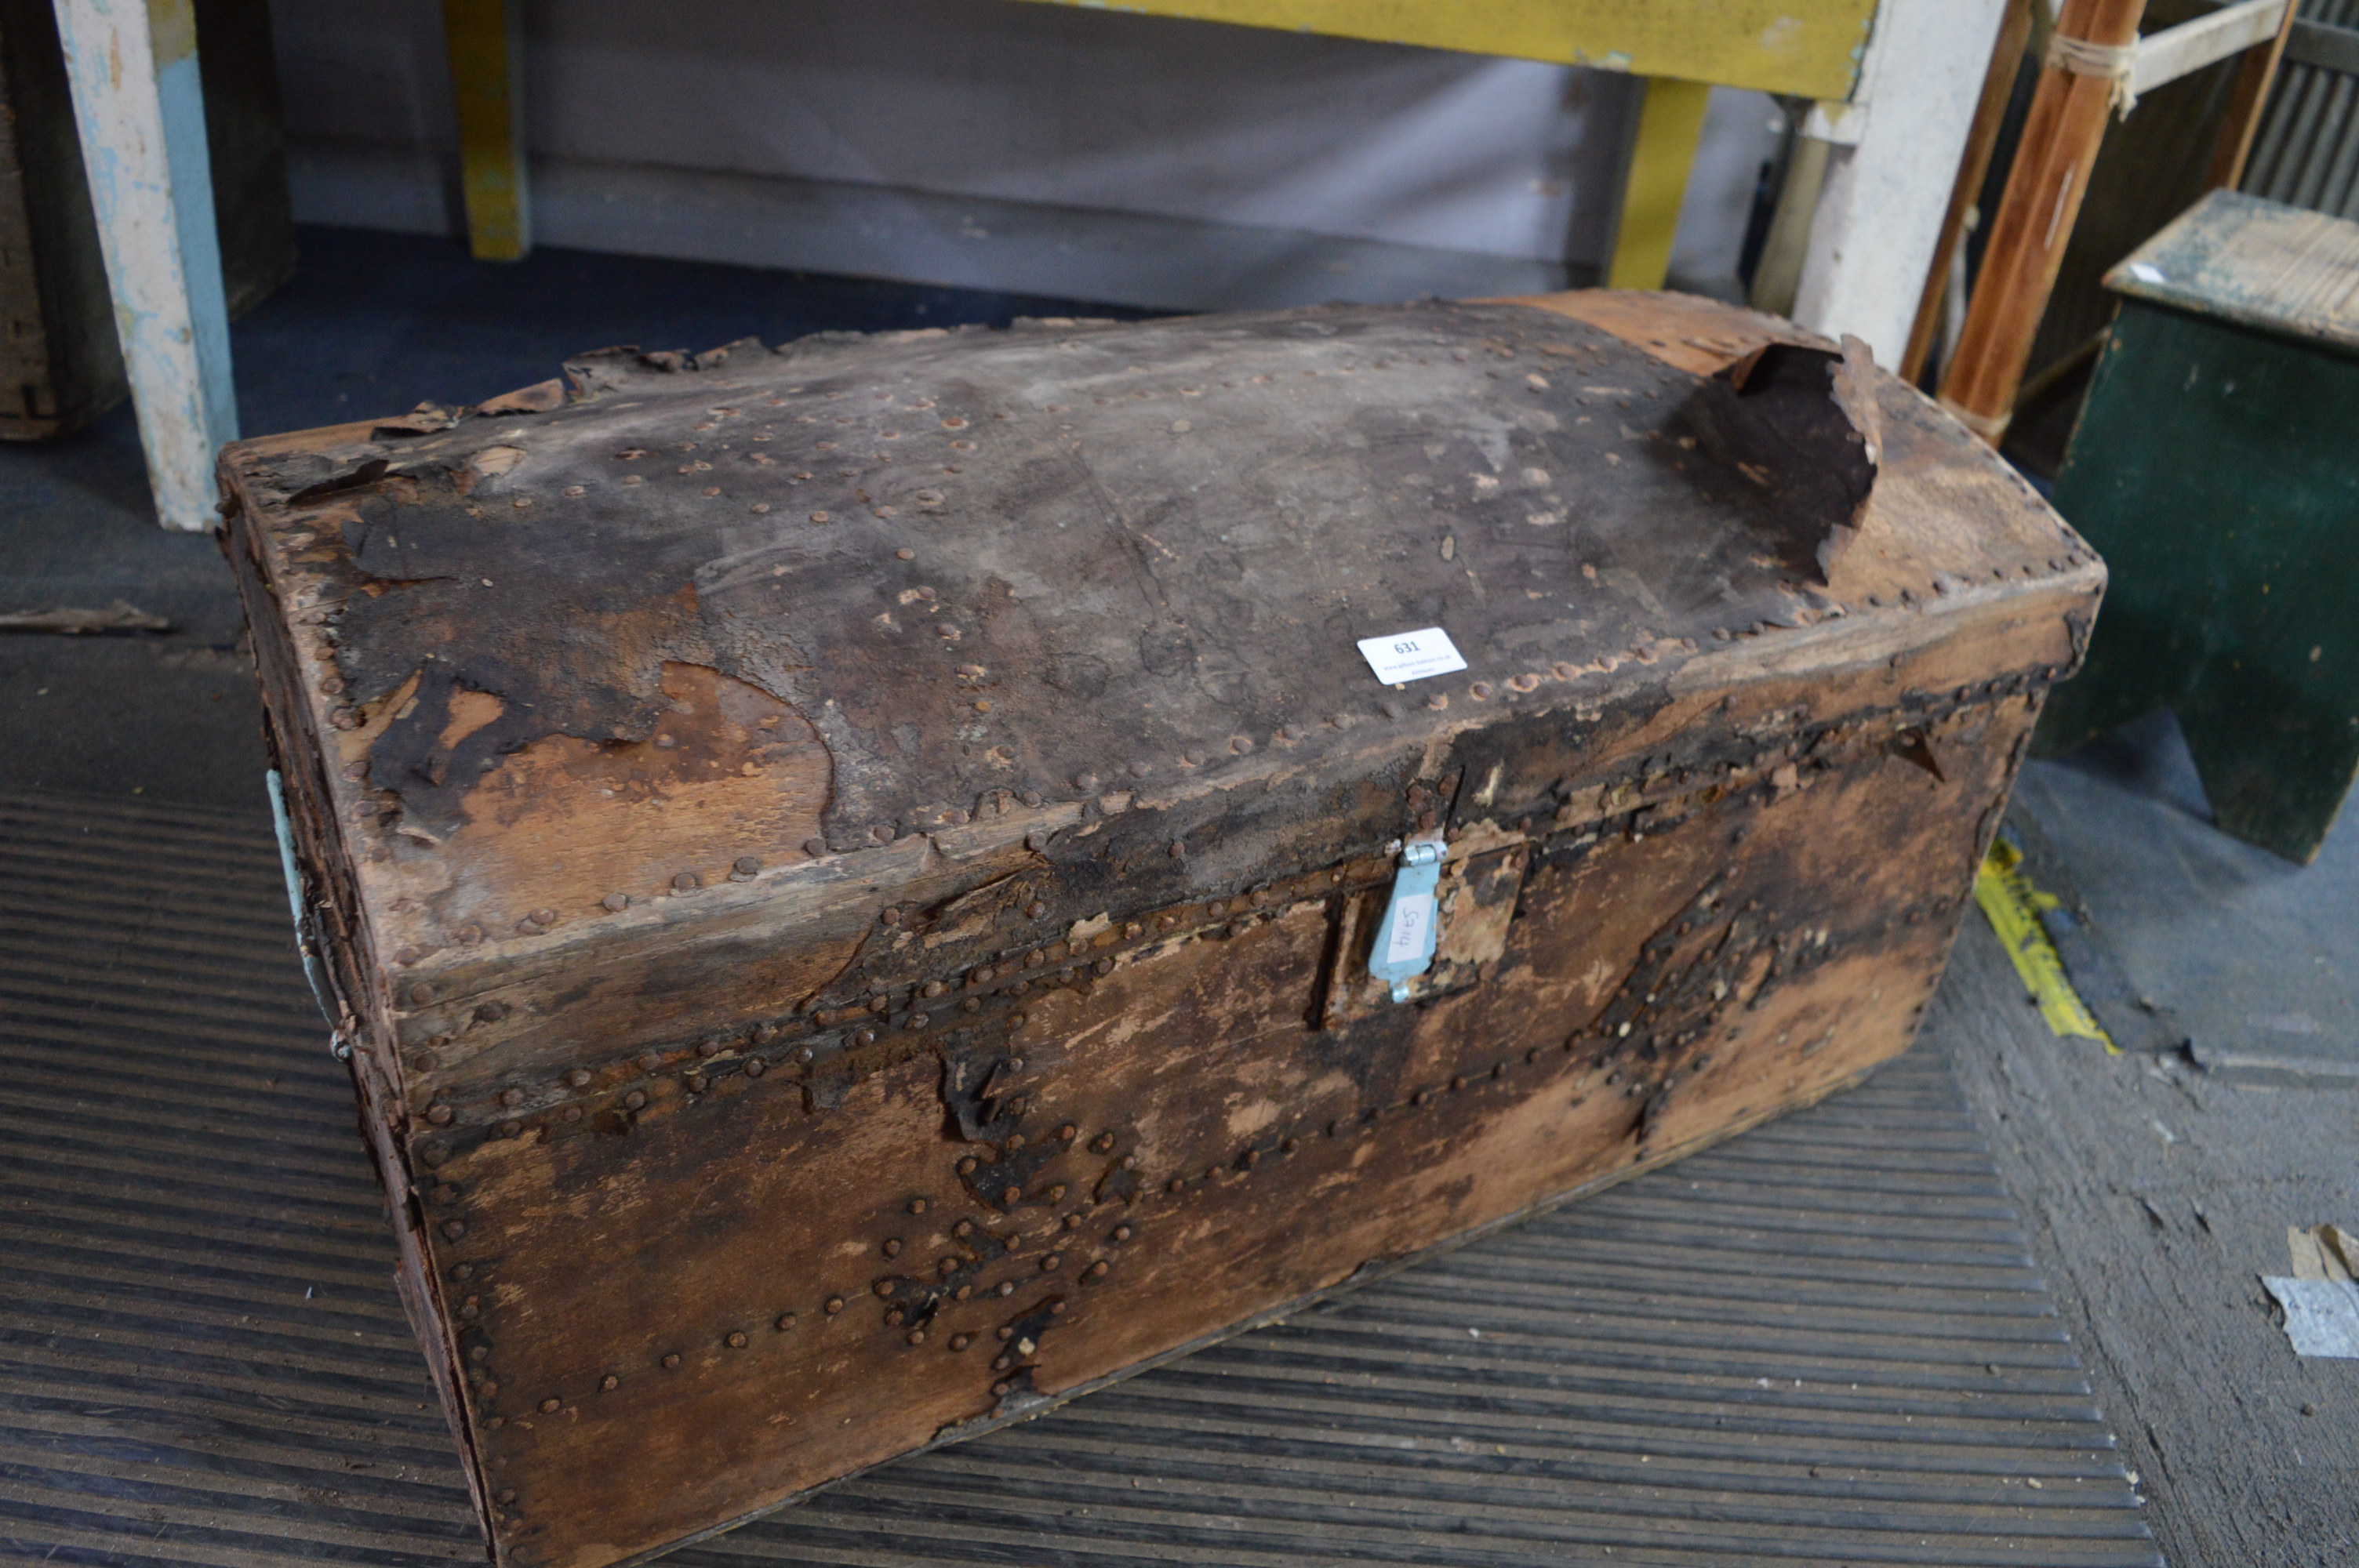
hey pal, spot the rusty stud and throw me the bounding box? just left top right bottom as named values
left=885, top=1308, right=906, bottom=1326
left=1001, top=1185, right=1022, bottom=1204
left=539, top=1397, right=561, bottom=1414
left=874, top=1280, right=895, bottom=1298
left=1006, top=1129, right=1027, bottom=1147
left=1074, top=772, right=1100, bottom=792
left=421, top=1145, right=449, bottom=1167
left=1057, top=1124, right=1078, bottom=1142
left=744, top=1058, right=765, bottom=1078
left=623, top=1090, right=646, bottom=1110
left=993, top=1355, right=1011, bottom=1370
left=409, top=982, right=434, bottom=1005
left=951, top=1333, right=972, bottom=1351
left=996, top=1326, right=1014, bottom=1341
left=1063, top=1214, right=1082, bottom=1231
left=638, top=1051, right=662, bottom=1072
left=724, top=1331, right=748, bottom=1349
left=500, top=1120, right=522, bottom=1138
left=1092, top=1132, right=1116, bottom=1152
left=1451, top=1075, right=1467, bottom=1091
left=685, top=1073, right=707, bottom=1093
left=939, top=1257, right=959, bottom=1276
left=957, top=1158, right=978, bottom=1177
left=562, top=1107, right=583, bottom=1123
left=1241, top=1149, right=1259, bottom=1168
left=599, top=1375, right=619, bottom=1392
left=671, top=871, right=700, bottom=892
left=908, top=1197, right=929, bottom=1214
left=883, top=1239, right=903, bottom=1258
left=426, top=1105, right=454, bottom=1126
left=1049, top=1300, right=1066, bottom=1316
left=567, top=1069, right=592, bottom=1088
left=1047, top=1183, right=1067, bottom=1200
left=921, top=981, right=945, bottom=1000
left=907, top=1329, right=926, bottom=1345
left=855, top=1029, right=877, bottom=1047
left=1167, top=1177, right=1184, bottom=1193
left=475, top=1002, right=507, bottom=1025
left=604, top=892, right=631, bottom=913
left=907, top=1014, right=929, bottom=1030
left=498, top=1087, right=524, bottom=1108
left=1086, top=1261, right=1110, bottom=1279
left=1041, top=1254, right=1061, bottom=1272
left=795, top=1046, right=814, bottom=1063
left=1113, top=1225, right=1133, bottom=1242
left=487, top=1416, right=504, bottom=1429
left=1121, top=1155, right=1136, bottom=1170
left=496, top=1489, right=518, bottom=1505
left=1027, top=901, right=1048, bottom=920
left=825, top=1297, right=845, bottom=1315
left=881, top=907, right=901, bottom=926
left=1381, top=700, right=1404, bottom=720
left=733, top=856, right=761, bottom=877
left=997, top=1281, right=1016, bottom=1297
left=776, top=1313, right=797, bottom=1331
left=991, top=1381, right=1010, bottom=1397
left=1094, top=957, right=1115, bottom=977
left=802, top=838, right=827, bottom=858
left=662, top=1353, right=681, bottom=1370
left=467, top=1346, right=489, bottom=1364
left=431, top=1183, right=460, bottom=1204
left=1127, top=760, right=1151, bottom=778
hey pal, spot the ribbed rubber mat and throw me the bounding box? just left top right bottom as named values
left=0, top=790, right=2160, bottom=1568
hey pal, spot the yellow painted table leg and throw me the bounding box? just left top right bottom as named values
left=440, top=0, right=531, bottom=261
left=1606, top=76, right=1712, bottom=291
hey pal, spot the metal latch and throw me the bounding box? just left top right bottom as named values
left=1369, top=836, right=1445, bottom=1004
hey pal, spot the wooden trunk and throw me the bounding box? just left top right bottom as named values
left=219, top=290, right=2103, bottom=1568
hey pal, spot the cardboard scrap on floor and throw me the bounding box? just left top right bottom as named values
left=2263, top=1224, right=2359, bottom=1359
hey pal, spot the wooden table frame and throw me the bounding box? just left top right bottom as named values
left=55, top=0, right=2008, bottom=530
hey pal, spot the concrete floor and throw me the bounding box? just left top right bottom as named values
left=1, top=228, right=2350, bottom=1566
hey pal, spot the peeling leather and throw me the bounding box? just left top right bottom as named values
left=249, top=301, right=1893, bottom=846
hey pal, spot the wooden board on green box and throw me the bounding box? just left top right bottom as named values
left=2037, top=191, right=2359, bottom=864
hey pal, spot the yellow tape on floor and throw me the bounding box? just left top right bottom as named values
left=1974, top=837, right=2117, bottom=1052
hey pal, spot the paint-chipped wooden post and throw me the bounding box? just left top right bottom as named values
left=1604, top=77, right=1712, bottom=291
left=1790, top=0, right=2014, bottom=366
left=50, top=0, right=238, bottom=532
left=441, top=0, right=531, bottom=261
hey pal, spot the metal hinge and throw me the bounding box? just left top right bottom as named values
left=1369, top=835, right=1445, bottom=1004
